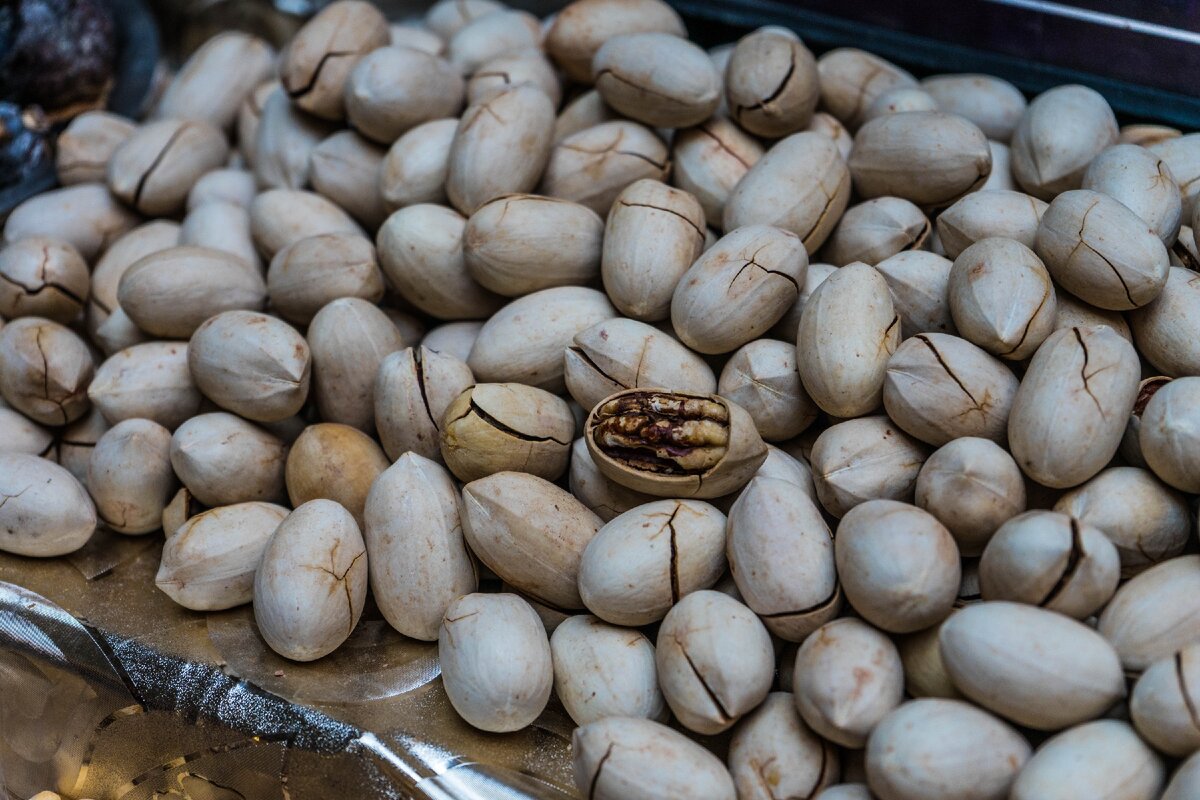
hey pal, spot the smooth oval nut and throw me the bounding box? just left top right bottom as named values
left=551, top=614, right=665, bottom=726
left=1008, top=325, right=1139, bottom=489
left=671, top=117, right=764, bottom=230
left=155, top=502, right=289, bottom=610
left=539, top=121, right=670, bottom=216
left=0, top=317, right=93, bottom=426
left=875, top=250, right=956, bottom=338
left=180, top=201, right=261, bottom=274
left=1130, top=643, right=1200, bottom=757
left=3, top=183, right=140, bottom=261
left=724, top=132, right=850, bottom=253
left=1083, top=143, right=1182, bottom=245
left=267, top=233, right=384, bottom=325
left=155, top=31, right=275, bottom=130
left=461, top=471, right=602, bottom=610
left=593, top=33, right=721, bottom=128
left=729, top=692, right=839, bottom=800
left=718, top=338, right=818, bottom=442
left=816, top=48, right=916, bottom=129
left=601, top=179, right=707, bottom=321
left=377, top=203, right=504, bottom=320
left=1139, top=376, right=1200, bottom=493
left=379, top=118, right=458, bottom=211
left=88, top=419, right=177, bottom=535
left=254, top=499, right=368, bottom=661
left=920, top=73, right=1027, bottom=141
left=90, top=341, right=200, bottom=430
left=169, top=413, right=287, bottom=507
left=1130, top=267, right=1200, bottom=377
left=937, top=189, right=1048, bottom=259
left=979, top=510, right=1120, bottom=619
left=440, top=382, right=574, bottom=482
left=188, top=310, right=311, bottom=423
left=345, top=46, right=464, bottom=144
left=308, top=297, right=407, bottom=432
left=88, top=220, right=181, bottom=341
left=810, top=416, right=927, bottom=519
left=107, top=119, right=229, bottom=215
left=252, top=87, right=337, bottom=190
left=1099, top=555, right=1200, bottom=673
left=376, top=346, right=474, bottom=462
left=940, top=601, right=1125, bottom=729
left=866, top=698, right=1031, bottom=800
left=1009, top=720, right=1164, bottom=800
left=727, top=477, right=839, bottom=641
left=0, top=407, right=54, bottom=457
left=835, top=500, right=959, bottom=633
left=55, top=111, right=136, bottom=185
left=578, top=498, right=726, bottom=626
left=467, top=286, right=616, bottom=392
left=822, top=196, right=930, bottom=267
left=439, top=592, right=552, bottom=733
left=585, top=389, right=767, bottom=500
left=1011, top=84, right=1119, bottom=200
left=671, top=225, right=807, bottom=354
left=0, top=453, right=96, bottom=556
left=464, top=194, right=604, bottom=296
left=1054, top=466, right=1192, bottom=576
left=307, top=130, right=387, bottom=229
left=656, top=590, right=774, bottom=734
left=363, top=454, right=477, bottom=641
left=0, top=237, right=90, bottom=323
left=285, top=423, right=387, bottom=529
left=726, top=29, right=819, bottom=138
left=883, top=332, right=1019, bottom=446
left=797, top=262, right=900, bottom=417
left=915, top=437, right=1026, bottom=557
left=545, top=0, right=685, bottom=83
left=1036, top=189, right=1170, bottom=310
left=249, top=189, right=364, bottom=259
left=848, top=111, right=991, bottom=210
left=793, top=617, right=904, bottom=748
left=948, top=237, right=1057, bottom=360
left=446, top=8, right=541, bottom=76
left=280, top=0, right=390, bottom=120
left=565, top=317, right=716, bottom=413
left=573, top=716, right=736, bottom=800
left=118, top=246, right=267, bottom=339
left=446, top=84, right=556, bottom=214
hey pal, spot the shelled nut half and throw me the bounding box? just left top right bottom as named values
left=584, top=389, right=767, bottom=499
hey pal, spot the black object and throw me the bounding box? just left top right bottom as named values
left=0, top=0, right=157, bottom=218
left=673, top=0, right=1200, bottom=128
left=0, top=102, right=51, bottom=189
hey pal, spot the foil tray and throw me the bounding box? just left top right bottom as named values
left=0, top=529, right=580, bottom=800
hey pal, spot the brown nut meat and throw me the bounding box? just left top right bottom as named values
left=584, top=388, right=767, bottom=499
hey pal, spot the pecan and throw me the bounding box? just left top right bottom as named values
left=590, top=391, right=729, bottom=474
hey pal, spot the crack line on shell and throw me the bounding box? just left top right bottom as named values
left=997, top=282, right=1050, bottom=358
left=732, top=51, right=797, bottom=123
left=915, top=333, right=982, bottom=408
left=675, top=635, right=733, bottom=722
left=1177, top=650, right=1200, bottom=734
left=666, top=503, right=682, bottom=604
left=1072, top=327, right=1106, bottom=416
left=130, top=123, right=192, bottom=212
left=413, top=350, right=439, bottom=431
left=469, top=398, right=571, bottom=445
left=695, top=122, right=752, bottom=169
left=285, top=49, right=358, bottom=99
left=0, top=271, right=86, bottom=306
left=1039, top=516, right=1085, bottom=608
left=587, top=742, right=615, bottom=800
left=617, top=201, right=706, bottom=242
left=758, top=583, right=841, bottom=619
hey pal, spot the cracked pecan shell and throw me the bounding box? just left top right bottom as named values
left=585, top=388, right=766, bottom=499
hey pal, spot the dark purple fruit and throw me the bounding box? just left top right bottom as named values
left=0, top=102, right=51, bottom=188
left=0, top=0, right=116, bottom=114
